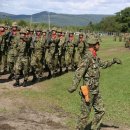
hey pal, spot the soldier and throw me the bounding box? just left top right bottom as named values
left=57, top=28, right=66, bottom=74
left=7, top=22, right=20, bottom=79
left=74, top=33, right=86, bottom=68
left=0, top=24, right=8, bottom=74
left=119, top=33, right=122, bottom=42
left=125, top=36, right=130, bottom=48
left=30, top=28, right=44, bottom=82
left=65, top=32, right=76, bottom=71
left=113, top=33, right=117, bottom=41
left=45, top=27, right=60, bottom=77
left=13, top=28, right=31, bottom=87
left=42, top=29, right=47, bottom=69
left=68, top=37, right=122, bottom=130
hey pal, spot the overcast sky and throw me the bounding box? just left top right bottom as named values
left=0, top=0, right=130, bottom=15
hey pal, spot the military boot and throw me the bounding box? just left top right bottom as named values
left=65, top=67, right=68, bottom=73
left=8, top=73, right=14, bottom=80
left=31, top=75, right=38, bottom=82
left=22, top=80, right=28, bottom=87
left=47, top=69, right=52, bottom=79
left=13, top=79, right=20, bottom=87
left=59, top=67, right=62, bottom=75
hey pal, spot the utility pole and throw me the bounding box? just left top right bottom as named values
left=48, top=12, right=50, bottom=31
left=30, top=15, right=32, bottom=28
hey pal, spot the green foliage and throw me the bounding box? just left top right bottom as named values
left=95, top=7, right=130, bottom=32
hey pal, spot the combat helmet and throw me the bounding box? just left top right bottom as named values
left=0, top=23, right=5, bottom=28
left=87, top=36, right=100, bottom=45
left=51, top=27, right=57, bottom=32
left=12, top=22, right=18, bottom=27
left=36, top=27, right=42, bottom=32
left=20, top=28, right=26, bottom=34
left=57, top=28, right=62, bottom=33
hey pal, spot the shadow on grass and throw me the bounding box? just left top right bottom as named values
left=0, top=78, right=12, bottom=83
left=83, top=122, right=119, bottom=130
left=101, top=123, right=119, bottom=129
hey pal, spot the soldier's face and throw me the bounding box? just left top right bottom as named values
left=20, top=33, right=26, bottom=38
left=36, top=31, right=41, bottom=35
left=52, top=31, right=56, bottom=35
left=95, top=43, right=100, bottom=51
left=43, top=32, right=46, bottom=36
left=0, top=27, right=5, bottom=32
left=12, top=27, right=17, bottom=31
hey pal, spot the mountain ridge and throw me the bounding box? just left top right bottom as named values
left=0, top=11, right=112, bottom=26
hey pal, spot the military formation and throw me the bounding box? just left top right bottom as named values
left=0, top=21, right=126, bottom=130
left=0, top=22, right=102, bottom=87
left=113, top=32, right=130, bottom=48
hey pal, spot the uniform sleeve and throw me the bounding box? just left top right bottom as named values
left=99, top=58, right=114, bottom=69
left=72, top=57, right=90, bottom=89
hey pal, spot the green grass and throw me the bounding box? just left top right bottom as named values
left=1, top=36, right=130, bottom=128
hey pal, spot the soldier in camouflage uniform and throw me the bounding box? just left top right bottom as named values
left=113, top=33, right=117, bottom=41
left=0, top=24, right=8, bottom=74
left=57, top=28, right=66, bottom=74
left=74, top=33, right=86, bottom=69
left=30, top=28, right=45, bottom=82
left=42, top=29, right=47, bottom=69
left=68, top=37, right=122, bottom=130
left=45, top=27, right=60, bottom=77
left=119, top=33, right=122, bottom=42
left=14, top=28, right=31, bottom=87
left=7, top=22, right=20, bottom=79
left=65, top=32, right=76, bottom=72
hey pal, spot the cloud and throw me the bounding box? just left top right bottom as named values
left=0, top=0, right=129, bottom=15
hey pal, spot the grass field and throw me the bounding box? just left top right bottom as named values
left=0, top=36, right=130, bottom=129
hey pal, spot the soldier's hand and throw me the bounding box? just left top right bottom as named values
left=113, top=58, right=122, bottom=64
left=68, top=86, right=76, bottom=93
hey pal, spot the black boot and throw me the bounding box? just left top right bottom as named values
left=31, top=75, right=38, bottom=82
left=59, top=67, right=62, bottom=75
left=22, top=80, right=27, bottom=87
left=8, top=74, right=14, bottom=80
left=13, top=79, right=20, bottom=87
left=65, top=67, right=68, bottom=72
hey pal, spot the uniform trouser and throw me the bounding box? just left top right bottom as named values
left=65, top=52, right=74, bottom=68
left=15, top=56, right=29, bottom=81
left=31, top=54, right=43, bottom=78
left=46, top=54, right=59, bottom=74
left=8, top=54, right=17, bottom=75
left=59, top=54, right=65, bottom=68
left=0, top=52, right=7, bottom=72
left=77, top=92, right=105, bottom=130
left=74, top=52, right=82, bottom=67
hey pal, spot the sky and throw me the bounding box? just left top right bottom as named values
left=0, top=0, right=130, bottom=15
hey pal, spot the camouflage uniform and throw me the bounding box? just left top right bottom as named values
left=31, top=29, right=44, bottom=81
left=68, top=38, right=121, bottom=130
left=65, top=32, right=76, bottom=71
left=113, top=34, right=117, bottom=41
left=0, top=24, right=8, bottom=74
left=7, top=22, right=19, bottom=79
left=74, top=34, right=86, bottom=68
left=119, top=34, right=122, bottom=42
left=14, top=29, right=30, bottom=87
left=57, top=29, right=66, bottom=73
left=45, top=28, right=60, bottom=77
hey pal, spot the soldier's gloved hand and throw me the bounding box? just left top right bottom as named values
left=68, top=86, right=76, bottom=93
left=113, top=58, right=122, bottom=64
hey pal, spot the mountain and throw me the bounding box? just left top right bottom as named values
left=0, top=11, right=111, bottom=26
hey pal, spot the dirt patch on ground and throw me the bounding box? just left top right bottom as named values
left=0, top=109, right=69, bottom=130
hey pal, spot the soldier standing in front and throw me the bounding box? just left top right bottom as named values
left=68, top=37, right=122, bottom=130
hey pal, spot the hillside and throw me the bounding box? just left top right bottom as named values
left=0, top=11, right=111, bottom=26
